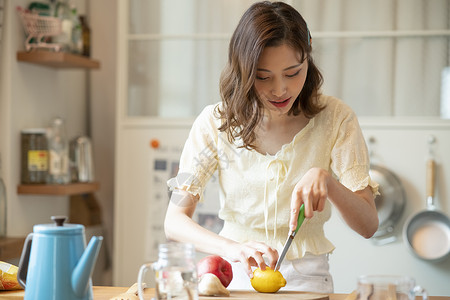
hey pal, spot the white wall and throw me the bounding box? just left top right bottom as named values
left=1, top=0, right=88, bottom=236
left=0, top=0, right=115, bottom=285
left=327, top=119, right=450, bottom=295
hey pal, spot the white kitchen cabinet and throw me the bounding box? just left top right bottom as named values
left=114, top=123, right=191, bottom=285
left=124, top=0, right=450, bottom=118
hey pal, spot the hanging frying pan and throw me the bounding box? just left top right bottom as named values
left=403, top=159, right=450, bottom=262
left=369, top=164, right=406, bottom=245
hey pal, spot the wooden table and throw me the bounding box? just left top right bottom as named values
left=0, top=286, right=448, bottom=299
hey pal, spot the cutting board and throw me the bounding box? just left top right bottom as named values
left=0, top=288, right=329, bottom=300
left=203, top=290, right=329, bottom=299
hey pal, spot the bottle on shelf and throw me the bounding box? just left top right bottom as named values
left=47, top=117, right=70, bottom=184
left=53, top=0, right=73, bottom=52
left=0, top=153, right=6, bottom=237
left=71, top=5, right=82, bottom=54
left=79, top=15, right=91, bottom=57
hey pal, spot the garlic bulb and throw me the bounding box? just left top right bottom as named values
left=198, top=273, right=230, bottom=297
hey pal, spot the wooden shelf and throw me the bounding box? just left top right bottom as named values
left=17, top=182, right=100, bottom=196
left=17, top=51, right=100, bottom=69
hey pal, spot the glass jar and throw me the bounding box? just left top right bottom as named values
left=47, top=117, right=70, bottom=184
left=21, top=129, right=49, bottom=184
left=53, top=0, right=73, bottom=52
left=138, top=242, right=198, bottom=300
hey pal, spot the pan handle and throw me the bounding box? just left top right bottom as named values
left=426, top=159, right=436, bottom=209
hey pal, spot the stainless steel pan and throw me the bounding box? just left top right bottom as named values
left=369, top=164, right=406, bottom=245
left=403, top=159, right=450, bottom=262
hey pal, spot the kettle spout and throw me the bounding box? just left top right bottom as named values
left=72, top=236, right=103, bottom=298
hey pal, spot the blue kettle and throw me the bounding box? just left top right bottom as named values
left=17, top=216, right=103, bottom=300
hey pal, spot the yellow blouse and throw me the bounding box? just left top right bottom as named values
left=168, top=95, right=379, bottom=260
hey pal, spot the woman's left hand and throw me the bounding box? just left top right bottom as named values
left=289, top=167, right=330, bottom=231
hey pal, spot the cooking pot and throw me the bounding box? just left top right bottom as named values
left=369, top=164, right=406, bottom=245
left=403, top=159, right=450, bottom=262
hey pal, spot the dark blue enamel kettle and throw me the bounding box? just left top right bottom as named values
left=17, top=216, right=103, bottom=300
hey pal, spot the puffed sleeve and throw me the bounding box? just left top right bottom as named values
left=330, top=103, right=379, bottom=195
left=167, top=105, right=220, bottom=200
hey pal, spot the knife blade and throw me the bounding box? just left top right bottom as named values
left=275, top=204, right=305, bottom=270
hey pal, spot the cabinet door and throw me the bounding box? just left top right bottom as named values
left=124, top=0, right=450, bottom=118
left=125, top=0, right=256, bottom=118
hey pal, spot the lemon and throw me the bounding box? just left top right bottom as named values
left=250, top=267, right=286, bottom=293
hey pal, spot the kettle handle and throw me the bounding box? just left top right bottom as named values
left=17, top=233, right=33, bottom=288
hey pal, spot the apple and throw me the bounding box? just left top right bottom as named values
left=196, top=255, right=233, bottom=288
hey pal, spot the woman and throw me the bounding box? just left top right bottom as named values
left=164, top=1, right=379, bottom=293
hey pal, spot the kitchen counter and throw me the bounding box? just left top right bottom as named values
left=0, top=287, right=448, bottom=300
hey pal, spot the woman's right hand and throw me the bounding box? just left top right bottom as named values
left=165, top=191, right=278, bottom=278
left=225, top=241, right=278, bottom=278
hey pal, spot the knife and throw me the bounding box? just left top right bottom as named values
left=275, top=204, right=305, bottom=270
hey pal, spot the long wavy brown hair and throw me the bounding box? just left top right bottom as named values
left=216, top=1, right=324, bottom=150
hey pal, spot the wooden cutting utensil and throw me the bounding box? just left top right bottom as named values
left=109, top=283, right=141, bottom=300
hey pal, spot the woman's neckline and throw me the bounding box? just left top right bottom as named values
left=253, top=116, right=314, bottom=157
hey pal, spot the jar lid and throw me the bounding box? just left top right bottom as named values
left=21, top=128, right=47, bottom=135
left=158, top=242, right=195, bottom=258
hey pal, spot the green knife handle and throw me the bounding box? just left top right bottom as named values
left=294, top=204, right=305, bottom=234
